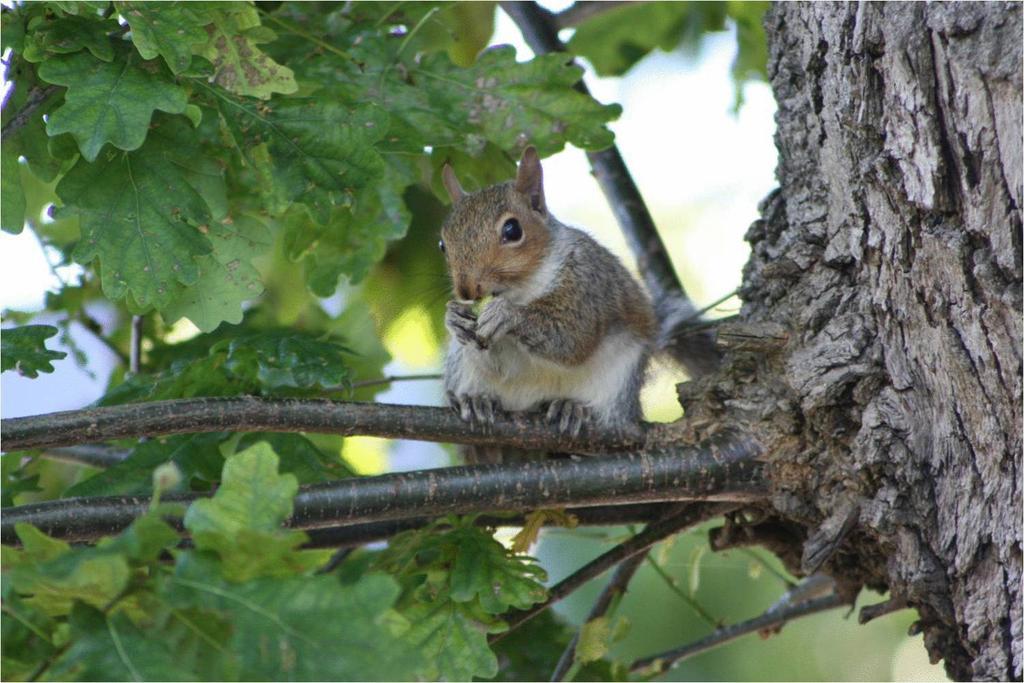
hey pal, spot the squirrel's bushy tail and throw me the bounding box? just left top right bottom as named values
left=654, top=295, right=722, bottom=378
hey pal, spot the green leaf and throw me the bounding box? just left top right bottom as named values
left=56, top=116, right=214, bottom=309
left=22, top=13, right=116, bottom=63
left=1, top=154, right=28, bottom=234
left=161, top=214, right=270, bottom=332
left=165, top=555, right=421, bottom=680
left=38, top=44, right=189, bottom=161
left=448, top=526, right=548, bottom=614
left=207, top=88, right=388, bottom=223
left=221, top=329, right=351, bottom=390
left=1, top=454, right=42, bottom=507
left=1, top=590, right=57, bottom=681
left=9, top=547, right=130, bottom=617
left=49, top=604, right=199, bottom=682
left=284, top=176, right=411, bottom=296
left=48, top=1, right=110, bottom=15
left=569, top=3, right=724, bottom=77
left=576, top=616, right=612, bottom=665
left=182, top=442, right=331, bottom=580
left=64, top=434, right=226, bottom=498
left=118, top=1, right=211, bottom=74
left=402, top=599, right=500, bottom=681
left=98, top=513, right=182, bottom=563
left=14, top=523, right=71, bottom=563
left=1, top=61, right=64, bottom=234
left=1, top=325, right=68, bottom=377
left=184, top=442, right=297, bottom=537
left=199, top=6, right=297, bottom=99
left=236, top=432, right=355, bottom=483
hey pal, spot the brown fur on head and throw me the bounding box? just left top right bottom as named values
left=439, top=147, right=552, bottom=303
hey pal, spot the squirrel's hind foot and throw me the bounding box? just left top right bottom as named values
left=545, top=399, right=591, bottom=437
left=448, top=391, right=500, bottom=425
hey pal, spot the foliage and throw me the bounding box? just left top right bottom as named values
left=1, top=2, right=771, bottom=680
left=1, top=325, right=67, bottom=377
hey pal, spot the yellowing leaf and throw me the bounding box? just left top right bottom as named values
left=199, top=7, right=297, bottom=99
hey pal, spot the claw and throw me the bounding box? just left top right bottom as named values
left=546, top=399, right=591, bottom=436
left=450, top=393, right=500, bottom=424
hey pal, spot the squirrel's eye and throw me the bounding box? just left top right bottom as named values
left=501, top=218, right=523, bottom=244
left=438, top=239, right=446, bottom=253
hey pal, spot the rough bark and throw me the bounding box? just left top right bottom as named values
left=681, top=3, right=1022, bottom=680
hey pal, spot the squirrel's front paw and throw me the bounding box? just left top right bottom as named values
left=445, top=301, right=485, bottom=349
left=448, top=391, right=500, bottom=424
left=475, top=298, right=515, bottom=347
left=545, top=399, right=592, bottom=437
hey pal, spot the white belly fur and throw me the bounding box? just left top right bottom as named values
left=446, top=330, right=647, bottom=426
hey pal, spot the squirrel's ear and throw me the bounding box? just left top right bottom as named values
left=515, top=146, right=545, bottom=214
left=442, top=163, right=465, bottom=203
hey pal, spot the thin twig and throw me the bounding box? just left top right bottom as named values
left=348, top=373, right=443, bottom=389
left=37, top=445, right=130, bottom=469
left=498, top=1, right=721, bottom=376
left=551, top=552, right=646, bottom=681
left=1, top=84, right=59, bottom=137
left=74, top=313, right=129, bottom=366
left=2, top=443, right=764, bottom=544
left=684, top=289, right=740, bottom=324
left=1, top=397, right=656, bottom=452
left=643, top=554, right=717, bottom=626
left=316, top=547, right=354, bottom=575
left=629, top=593, right=847, bottom=675
left=491, top=503, right=741, bottom=644
left=553, top=1, right=638, bottom=29
left=128, top=315, right=143, bottom=375
left=300, top=504, right=679, bottom=549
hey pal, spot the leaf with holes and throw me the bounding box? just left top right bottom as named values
left=38, top=44, right=189, bottom=161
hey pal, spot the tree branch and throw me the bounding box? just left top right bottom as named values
left=1, top=84, right=59, bottom=137
left=499, top=0, right=721, bottom=376
left=301, top=503, right=681, bottom=549
left=553, top=1, right=637, bottom=29
left=128, top=315, right=143, bottom=375
left=2, top=442, right=762, bottom=544
left=551, top=551, right=647, bottom=680
left=491, top=502, right=740, bottom=644
left=36, top=446, right=131, bottom=469
left=2, top=397, right=661, bottom=453
left=629, top=593, right=847, bottom=675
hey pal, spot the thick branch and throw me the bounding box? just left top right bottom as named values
left=630, top=593, right=847, bottom=674
left=2, top=436, right=765, bottom=544
left=492, top=503, right=740, bottom=643
left=499, top=0, right=720, bottom=375
left=1, top=397, right=651, bottom=453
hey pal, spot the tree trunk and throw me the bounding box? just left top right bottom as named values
left=685, top=3, right=1022, bottom=679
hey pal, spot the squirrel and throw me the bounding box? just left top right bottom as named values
left=438, top=147, right=666, bottom=463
